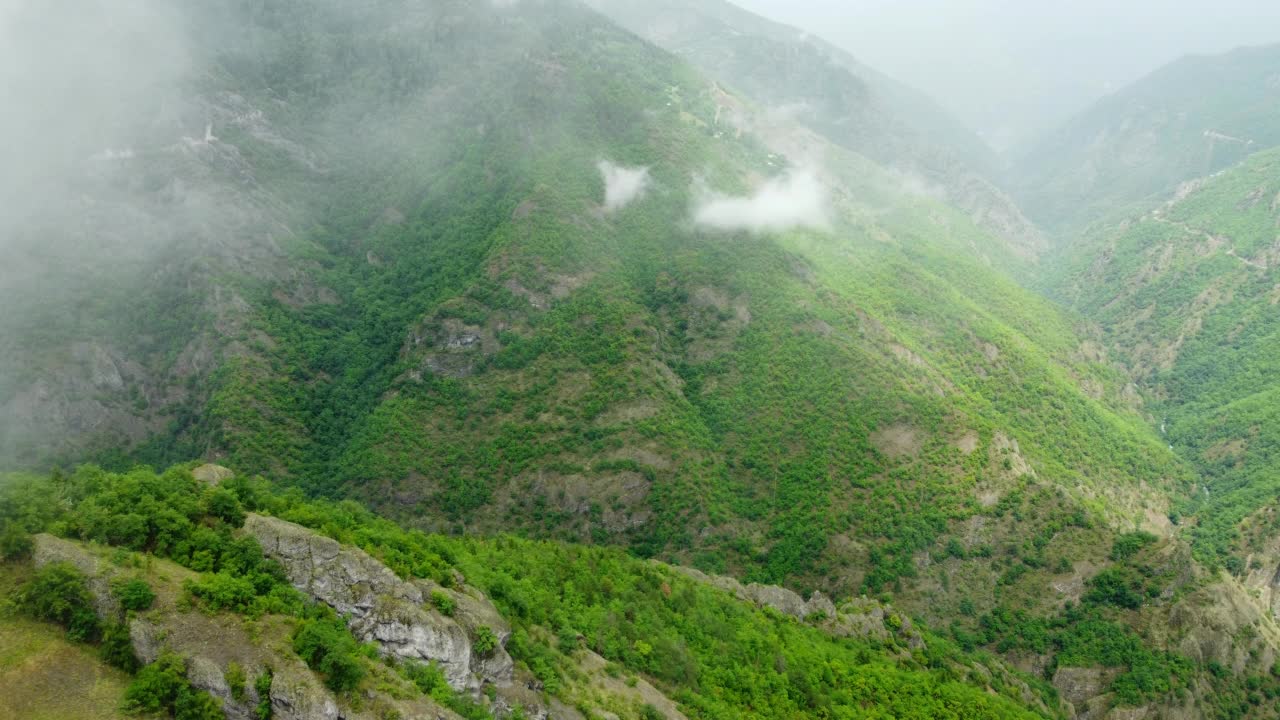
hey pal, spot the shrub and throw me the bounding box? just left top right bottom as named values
left=16, top=562, right=100, bottom=641
left=1085, top=567, right=1147, bottom=610
left=403, top=659, right=448, bottom=694
left=124, top=653, right=223, bottom=719
left=113, top=578, right=157, bottom=612
left=0, top=524, right=32, bottom=561
left=1110, top=532, right=1157, bottom=562
left=292, top=617, right=365, bottom=692
left=205, top=488, right=246, bottom=526
left=226, top=661, right=247, bottom=701
left=186, top=573, right=257, bottom=613
left=473, top=625, right=498, bottom=656
left=254, top=669, right=274, bottom=720
left=100, top=622, right=140, bottom=672
left=430, top=590, right=456, bottom=616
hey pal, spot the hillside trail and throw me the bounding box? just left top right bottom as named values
left=1148, top=204, right=1269, bottom=270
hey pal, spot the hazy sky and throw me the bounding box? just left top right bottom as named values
left=733, top=0, right=1280, bottom=150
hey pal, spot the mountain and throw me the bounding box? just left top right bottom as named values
left=5, top=0, right=1280, bottom=718
left=0, top=0, right=1180, bottom=594
left=1047, top=146, right=1280, bottom=577
left=582, top=0, right=1047, bottom=265
left=1014, top=43, right=1280, bottom=234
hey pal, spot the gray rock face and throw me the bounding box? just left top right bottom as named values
left=671, top=565, right=924, bottom=652
left=673, top=565, right=835, bottom=620
left=244, top=514, right=513, bottom=691
left=1051, top=666, right=1118, bottom=720
left=193, top=463, right=235, bottom=485
left=31, top=533, right=121, bottom=621
left=270, top=664, right=341, bottom=720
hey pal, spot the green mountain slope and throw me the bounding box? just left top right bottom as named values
left=1047, top=146, right=1280, bottom=572
left=7, top=1, right=1280, bottom=717
left=1014, top=43, right=1280, bottom=234
left=0, top=0, right=1185, bottom=592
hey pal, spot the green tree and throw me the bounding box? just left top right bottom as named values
left=292, top=617, right=365, bottom=692
left=113, top=578, right=157, bottom=612
left=15, top=562, right=100, bottom=642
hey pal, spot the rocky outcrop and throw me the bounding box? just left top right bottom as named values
left=33, top=533, right=470, bottom=720
left=193, top=463, right=235, bottom=485
left=673, top=566, right=833, bottom=619
left=244, top=513, right=514, bottom=691
left=1052, top=666, right=1116, bottom=720
left=32, top=533, right=122, bottom=621
left=670, top=565, right=923, bottom=650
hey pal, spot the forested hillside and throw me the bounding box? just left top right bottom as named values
left=0, top=0, right=1184, bottom=600
left=4, top=0, right=1280, bottom=718
left=1048, top=146, right=1280, bottom=579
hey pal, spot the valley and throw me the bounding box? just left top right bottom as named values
left=2, top=1, right=1280, bottom=718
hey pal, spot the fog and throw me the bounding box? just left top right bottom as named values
left=0, top=0, right=192, bottom=231
left=598, top=161, right=652, bottom=213
left=733, top=0, right=1280, bottom=149
left=693, top=170, right=830, bottom=233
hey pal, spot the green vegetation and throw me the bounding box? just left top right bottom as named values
left=2, top=464, right=1052, bottom=718
left=3, top=1, right=1280, bottom=718
left=1049, top=147, right=1280, bottom=568
left=112, top=579, right=156, bottom=612
left=13, top=563, right=101, bottom=643
left=292, top=614, right=366, bottom=693
left=430, top=590, right=456, bottom=616
left=122, top=653, right=223, bottom=719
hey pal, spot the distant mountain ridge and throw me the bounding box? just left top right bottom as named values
left=1013, top=42, right=1280, bottom=234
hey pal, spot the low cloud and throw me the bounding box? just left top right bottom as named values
left=692, top=170, right=830, bottom=233
left=597, top=160, right=651, bottom=213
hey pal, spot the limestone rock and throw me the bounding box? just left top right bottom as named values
left=31, top=533, right=121, bottom=621
left=673, top=565, right=837, bottom=621
left=245, top=513, right=514, bottom=691
left=270, top=663, right=340, bottom=720
left=193, top=463, right=235, bottom=485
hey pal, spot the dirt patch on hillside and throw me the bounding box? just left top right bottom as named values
left=1203, top=439, right=1247, bottom=463
left=952, top=430, right=980, bottom=455
left=990, top=432, right=1033, bottom=477
left=595, top=400, right=659, bottom=426
left=606, top=445, right=673, bottom=471
left=889, top=344, right=927, bottom=368
left=871, top=424, right=923, bottom=459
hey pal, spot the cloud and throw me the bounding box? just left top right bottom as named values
left=597, top=160, right=651, bottom=213
left=692, top=170, right=830, bottom=233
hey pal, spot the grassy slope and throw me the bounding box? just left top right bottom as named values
left=0, top=564, right=133, bottom=720
left=1046, top=146, right=1280, bottom=564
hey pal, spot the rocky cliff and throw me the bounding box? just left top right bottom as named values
left=245, top=513, right=515, bottom=692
